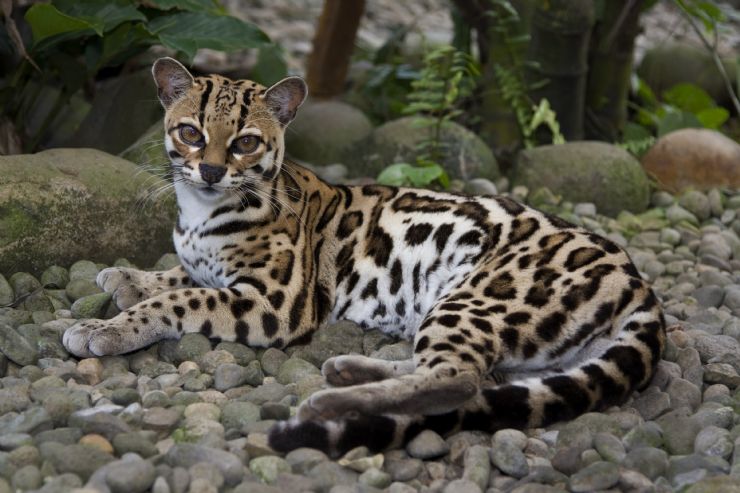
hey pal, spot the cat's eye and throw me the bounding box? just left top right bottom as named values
left=232, top=135, right=260, bottom=154
left=179, top=125, right=203, bottom=145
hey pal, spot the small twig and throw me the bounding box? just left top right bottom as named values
left=676, top=0, right=740, bottom=115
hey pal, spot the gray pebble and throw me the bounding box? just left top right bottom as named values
left=276, top=357, right=320, bottom=385
left=490, top=440, right=529, bottom=478
left=406, top=430, right=449, bottom=460
left=221, top=401, right=260, bottom=430
left=694, top=425, right=733, bottom=458
left=667, top=378, right=701, bottom=411
left=593, top=432, right=625, bottom=463
left=260, top=348, right=288, bottom=376
left=165, top=444, right=243, bottom=486
left=623, top=446, right=668, bottom=479
left=568, top=461, right=620, bottom=492
left=106, top=457, right=157, bottom=493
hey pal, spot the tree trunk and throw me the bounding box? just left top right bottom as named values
left=526, top=0, right=594, bottom=142
left=306, top=0, right=366, bottom=99
left=585, top=0, right=644, bottom=141
left=480, top=0, right=534, bottom=154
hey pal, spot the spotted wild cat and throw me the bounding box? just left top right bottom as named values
left=62, top=57, right=665, bottom=456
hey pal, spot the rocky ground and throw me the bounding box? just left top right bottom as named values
left=0, top=182, right=739, bottom=493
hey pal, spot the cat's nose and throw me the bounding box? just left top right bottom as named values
left=199, top=163, right=227, bottom=184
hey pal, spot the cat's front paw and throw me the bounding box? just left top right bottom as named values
left=97, top=267, right=150, bottom=310
left=63, top=319, right=132, bottom=357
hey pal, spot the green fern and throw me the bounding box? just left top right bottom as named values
left=378, top=45, right=480, bottom=188
left=487, top=0, right=564, bottom=148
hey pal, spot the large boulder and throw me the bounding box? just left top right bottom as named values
left=0, top=148, right=175, bottom=275
left=641, top=128, right=740, bottom=192
left=286, top=100, right=373, bottom=166
left=511, top=141, right=650, bottom=216
left=638, top=42, right=737, bottom=107
left=351, top=116, right=500, bottom=181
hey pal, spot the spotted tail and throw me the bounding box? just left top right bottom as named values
left=269, top=295, right=665, bottom=458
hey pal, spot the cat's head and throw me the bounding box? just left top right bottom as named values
left=152, top=57, right=306, bottom=200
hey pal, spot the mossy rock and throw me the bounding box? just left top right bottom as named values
left=349, top=116, right=500, bottom=181
left=0, top=148, right=175, bottom=276
left=286, top=100, right=373, bottom=166
left=511, top=141, right=650, bottom=217
left=638, top=42, right=738, bottom=108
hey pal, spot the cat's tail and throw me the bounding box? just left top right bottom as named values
left=269, top=290, right=665, bottom=458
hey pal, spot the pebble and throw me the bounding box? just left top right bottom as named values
left=105, top=456, right=157, bottom=493
left=568, top=461, right=620, bottom=492
left=165, top=444, right=243, bottom=486
left=406, top=430, right=449, bottom=460
left=79, top=434, right=114, bottom=454
left=249, top=455, right=291, bottom=484
left=623, top=446, right=669, bottom=479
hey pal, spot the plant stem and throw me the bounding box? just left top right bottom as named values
left=676, top=1, right=740, bottom=115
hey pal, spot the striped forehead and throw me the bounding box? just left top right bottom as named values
left=195, top=76, right=266, bottom=127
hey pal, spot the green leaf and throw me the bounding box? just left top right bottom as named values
left=696, top=106, right=729, bottom=129
left=148, top=12, right=270, bottom=60
left=96, top=22, right=154, bottom=70
left=662, top=82, right=716, bottom=113
left=376, top=163, right=444, bottom=187
left=250, top=44, right=288, bottom=86
left=25, top=4, right=99, bottom=45
left=54, top=0, right=146, bottom=33
left=623, top=121, right=653, bottom=141
left=657, top=109, right=703, bottom=137
left=377, top=163, right=414, bottom=186
left=140, top=0, right=225, bottom=14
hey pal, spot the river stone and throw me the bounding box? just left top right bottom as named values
left=112, top=432, right=158, bottom=458
left=221, top=401, right=260, bottom=430
left=0, top=275, right=12, bottom=306
left=249, top=455, right=291, bottom=484
left=694, top=426, right=733, bottom=458
left=0, top=323, right=38, bottom=365
left=354, top=116, right=500, bottom=181
left=307, top=461, right=359, bottom=491
left=214, top=341, right=256, bottom=366
left=165, top=444, right=243, bottom=486
left=685, top=475, right=740, bottom=493
left=45, top=443, right=114, bottom=481
left=290, top=321, right=364, bottom=367
left=512, top=141, right=649, bottom=216
left=40, top=266, right=69, bottom=289
left=9, top=273, right=41, bottom=299
left=175, top=333, right=212, bottom=364
left=260, top=348, right=289, bottom=376
left=623, top=447, right=668, bottom=479
left=276, top=357, right=320, bottom=385
left=491, top=440, right=529, bottom=478
left=568, top=461, right=620, bottom=492
left=105, top=457, right=157, bottom=493
left=642, top=128, right=740, bottom=192
left=285, top=100, right=373, bottom=166
left=406, top=430, right=449, bottom=460
left=0, top=149, right=174, bottom=275
left=71, top=292, right=112, bottom=319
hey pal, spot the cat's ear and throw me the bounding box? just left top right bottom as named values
left=152, top=57, right=194, bottom=108
left=262, top=76, right=307, bottom=126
